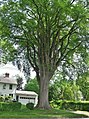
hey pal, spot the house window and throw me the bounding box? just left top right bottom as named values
left=20, top=97, right=30, bottom=99
left=3, top=84, right=6, bottom=89
left=16, top=95, right=19, bottom=101
left=9, top=84, right=13, bottom=90
left=9, top=94, right=13, bottom=97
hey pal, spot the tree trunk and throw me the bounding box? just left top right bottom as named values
left=37, top=74, right=51, bottom=109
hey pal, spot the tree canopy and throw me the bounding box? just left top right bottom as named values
left=0, top=0, right=89, bottom=109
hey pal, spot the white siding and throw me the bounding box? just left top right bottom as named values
left=17, top=94, right=38, bottom=106
left=0, top=83, right=17, bottom=99
left=0, top=83, right=38, bottom=106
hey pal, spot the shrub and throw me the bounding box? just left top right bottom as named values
left=76, top=102, right=83, bottom=110
left=26, top=103, right=34, bottom=110
left=50, top=100, right=62, bottom=109
left=11, top=102, right=22, bottom=110
left=60, top=101, right=68, bottom=110
left=0, top=96, right=12, bottom=102
left=81, top=102, right=89, bottom=111
left=50, top=100, right=59, bottom=108
left=2, top=103, right=9, bottom=111
left=59, top=100, right=89, bottom=111
left=0, top=103, right=2, bottom=111
left=0, top=96, right=4, bottom=102
left=68, top=101, right=77, bottom=110
left=4, top=96, right=12, bottom=102
left=60, top=101, right=79, bottom=110
left=2, top=102, right=21, bottom=111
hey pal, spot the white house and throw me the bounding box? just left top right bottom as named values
left=0, top=73, right=38, bottom=106
left=0, top=73, right=17, bottom=99
left=16, top=90, right=38, bottom=106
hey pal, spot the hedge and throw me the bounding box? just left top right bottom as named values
left=50, top=100, right=62, bottom=109
left=60, top=101, right=89, bottom=111
left=26, top=103, right=34, bottom=110
left=50, top=100, right=89, bottom=111
left=0, top=102, right=21, bottom=111
left=0, top=103, right=2, bottom=111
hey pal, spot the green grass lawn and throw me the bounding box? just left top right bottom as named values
left=0, top=106, right=88, bottom=118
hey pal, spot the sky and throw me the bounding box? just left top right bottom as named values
left=0, top=62, right=36, bottom=78
left=0, top=62, right=36, bottom=86
left=0, top=62, right=24, bottom=77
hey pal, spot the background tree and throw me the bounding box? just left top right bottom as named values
left=15, top=75, right=23, bottom=90
left=24, top=78, right=39, bottom=94
left=76, top=72, right=89, bottom=100
left=49, top=75, right=82, bottom=101
left=0, top=0, right=88, bottom=109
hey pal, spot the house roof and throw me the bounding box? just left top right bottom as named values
left=16, top=90, right=38, bottom=96
left=0, top=76, right=17, bottom=85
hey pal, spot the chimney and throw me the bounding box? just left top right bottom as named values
left=5, top=73, right=9, bottom=77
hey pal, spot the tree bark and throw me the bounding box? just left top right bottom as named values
left=37, top=74, right=51, bottom=109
